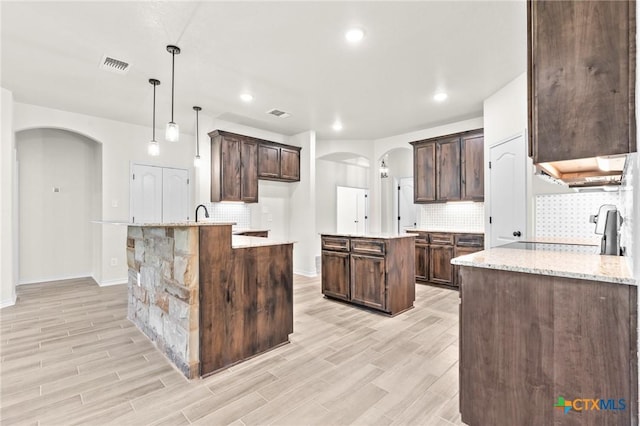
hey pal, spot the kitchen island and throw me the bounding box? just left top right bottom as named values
left=452, top=247, right=637, bottom=426
left=126, top=222, right=293, bottom=378
left=321, top=233, right=415, bottom=315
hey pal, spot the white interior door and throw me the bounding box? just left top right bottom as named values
left=397, top=177, right=416, bottom=233
left=131, top=164, right=162, bottom=224
left=336, top=186, right=368, bottom=235
left=162, top=168, right=189, bottom=223
left=489, top=134, right=527, bottom=247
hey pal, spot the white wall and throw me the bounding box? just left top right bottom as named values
left=1, top=88, right=17, bottom=307
left=288, top=131, right=317, bottom=276
left=315, top=159, right=370, bottom=236
left=17, top=129, right=102, bottom=284
left=11, top=101, right=197, bottom=287
left=482, top=73, right=533, bottom=247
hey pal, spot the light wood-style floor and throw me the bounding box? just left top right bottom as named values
left=0, top=275, right=464, bottom=426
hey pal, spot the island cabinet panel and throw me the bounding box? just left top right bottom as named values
left=199, top=226, right=293, bottom=376
left=350, top=254, right=386, bottom=311
left=321, top=250, right=350, bottom=301
left=528, top=0, right=636, bottom=162
left=459, top=266, right=638, bottom=426
left=321, top=235, right=415, bottom=316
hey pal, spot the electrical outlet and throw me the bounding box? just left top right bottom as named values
left=110, top=258, right=118, bottom=266
left=137, top=272, right=141, bottom=287
left=112, top=200, right=118, bottom=208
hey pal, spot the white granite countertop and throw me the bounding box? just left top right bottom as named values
left=232, top=228, right=270, bottom=234
left=404, top=228, right=484, bottom=234
left=94, top=220, right=235, bottom=227
left=523, top=236, right=600, bottom=246
left=451, top=247, right=635, bottom=285
left=232, top=235, right=294, bottom=248
left=321, top=233, right=416, bottom=240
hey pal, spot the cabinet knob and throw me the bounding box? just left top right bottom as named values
left=513, top=231, right=521, bottom=237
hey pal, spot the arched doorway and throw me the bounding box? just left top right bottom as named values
left=378, top=147, right=415, bottom=234
left=16, top=128, right=102, bottom=284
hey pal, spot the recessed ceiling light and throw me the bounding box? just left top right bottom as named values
left=345, top=28, right=364, bottom=43
left=332, top=121, right=343, bottom=131
left=433, top=92, right=448, bottom=102
left=240, top=93, right=253, bottom=102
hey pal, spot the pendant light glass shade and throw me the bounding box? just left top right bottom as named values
left=166, top=45, right=181, bottom=142
left=193, top=106, right=202, bottom=167
left=148, top=78, right=161, bottom=156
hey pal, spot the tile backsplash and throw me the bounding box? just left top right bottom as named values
left=535, top=191, right=620, bottom=239
left=201, top=202, right=250, bottom=229
left=419, top=202, right=484, bottom=232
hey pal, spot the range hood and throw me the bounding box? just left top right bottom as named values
left=536, top=155, right=627, bottom=188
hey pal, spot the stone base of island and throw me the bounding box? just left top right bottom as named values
left=321, top=233, right=415, bottom=315
left=453, top=247, right=637, bottom=426
left=126, top=223, right=293, bottom=378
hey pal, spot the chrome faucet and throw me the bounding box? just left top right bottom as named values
left=195, top=204, right=209, bottom=223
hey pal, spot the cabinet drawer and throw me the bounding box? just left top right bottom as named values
left=406, top=231, right=428, bottom=244
left=429, top=233, right=454, bottom=245
left=455, top=234, right=484, bottom=248
left=351, top=239, right=386, bottom=255
left=322, top=237, right=350, bottom=252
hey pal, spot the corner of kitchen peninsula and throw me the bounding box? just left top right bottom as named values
left=126, top=222, right=293, bottom=379
left=452, top=247, right=637, bottom=426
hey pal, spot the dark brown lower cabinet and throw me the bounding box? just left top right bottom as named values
left=321, top=235, right=415, bottom=315
left=415, top=244, right=429, bottom=281
left=429, top=245, right=454, bottom=285
left=459, top=266, right=638, bottom=426
left=321, top=250, right=350, bottom=301
left=350, top=254, right=385, bottom=311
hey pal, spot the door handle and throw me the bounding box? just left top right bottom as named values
left=513, top=231, right=521, bottom=237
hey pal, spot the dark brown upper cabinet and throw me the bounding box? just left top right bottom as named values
left=411, top=129, right=483, bottom=203
left=436, top=137, right=461, bottom=201
left=258, top=141, right=301, bottom=182
left=528, top=0, right=636, bottom=163
left=461, top=132, right=484, bottom=201
left=209, top=130, right=258, bottom=203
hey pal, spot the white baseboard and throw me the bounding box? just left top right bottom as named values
left=0, top=294, right=17, bottom=309
left=18, top=274, right=93, bottom=286
left=294, top=269, right=318, bottom=278
left=98, top=278, right=127, bottom=287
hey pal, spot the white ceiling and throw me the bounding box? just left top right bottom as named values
left=1, top=1, right=526, bottom=140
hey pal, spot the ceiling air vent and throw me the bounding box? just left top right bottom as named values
left=99, top=55, right=130, bottom=75
left=266, top=108, right=291, bottom=118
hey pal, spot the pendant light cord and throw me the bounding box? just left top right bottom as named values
left=196, top=109, right=199, bottom=155
left=152, top=83, right=157, bottom=141
left=171, top=51, right=175, bottom=122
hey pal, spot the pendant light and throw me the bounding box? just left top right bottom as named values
left=165, top=45, right=181, bottom=142
left=193, top=106, right=202, bottom=167
left=380, top=159, right=389, bottom=178
left=148, top=78, right=161, bottom=156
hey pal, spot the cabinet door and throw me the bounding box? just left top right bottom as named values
left=437, top=138, right=461, bottom=201
left=429, top=245, right=454, bottom=285
left=280, top=148, right=300, bottom=181
left=413, top=142, right=436, bottom=203
left=461, top=133, right=484, bottom=201
left=321, top=250, right=350, bottom=301
left=221, top=138, right=242, bottom=201
left=415, top=244, right=429, bottom=282
left=528, top=0, right=635, bottom=162
left=258, top=144, right=281, bottom=178
left=350, top=254, right=386, bottom=311
left=240, top=140, right=258, bottom=203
